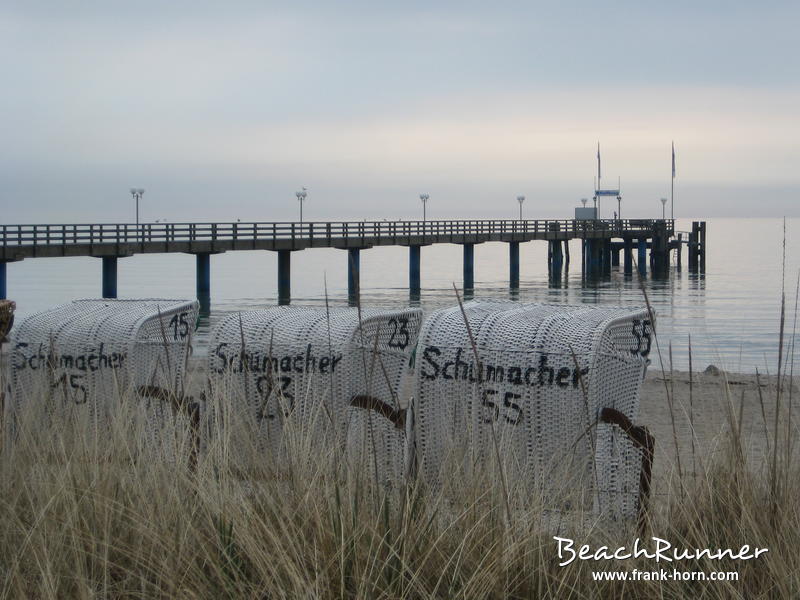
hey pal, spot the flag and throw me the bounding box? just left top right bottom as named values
left=671, top=142, right=676, bottom=179
left=597, top=142, right=601, bottom=181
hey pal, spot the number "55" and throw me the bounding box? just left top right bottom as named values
left=630, top=319, right=652, bottom=356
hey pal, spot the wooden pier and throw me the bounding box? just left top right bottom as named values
left=0, top=218, right=704, bottom=310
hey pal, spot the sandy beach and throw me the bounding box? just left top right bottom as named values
left=640, top=366, right=799, bottom=485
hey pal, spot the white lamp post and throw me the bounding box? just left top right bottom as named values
left=660, top=197, right=668, bottom=220
left=420, top=193, right=429, bottom=221
left=296, top=187, right=307, bottom=223
left=129, top=188, right=144, bottom=226
left=517, top=195, right=525, bottom=220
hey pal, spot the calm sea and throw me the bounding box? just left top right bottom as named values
left=5, top=218, right=798, bottom=373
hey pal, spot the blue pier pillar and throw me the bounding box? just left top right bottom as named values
left=611, top=245, right=620, bottom=267
left=549, top=240, right=563, bottom=280
left=463, top=243, right=474, bottom=291
left=581, top=239, right=586, bottom=275
left=196, top=252, right=211, bottom=315
left=347, top=248, right=360, bottom=306
left=585, top=239, right=600, bottom=276
left=278, top=250, right=291, bottom=305
left=623, top=238, right=633, bottom=275
left=0, top=261, right=6, bottom=300
left=409, top=245, right=421, bottom=300
left=509, top=242, right=520, bottom=289
left=637, top=239, right=647, bottom=276
left=603, top=239, right=612, bottom=274
left=102, top=256, right=118, bottom=299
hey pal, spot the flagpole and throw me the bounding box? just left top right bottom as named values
left=671, top=170, right=674, bottom=221
left=671, top=141, right=675, bottom=221
left=597, top=142, right=601, bottom=219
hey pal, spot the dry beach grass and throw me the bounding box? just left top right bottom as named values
left=1, top=341, right=800, bottom=599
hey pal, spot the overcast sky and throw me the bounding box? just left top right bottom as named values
left=2, top=1, right=798, bottom=222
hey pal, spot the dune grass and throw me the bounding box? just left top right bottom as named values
left=0, top=362, right=799, bottom=600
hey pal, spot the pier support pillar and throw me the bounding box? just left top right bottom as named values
left=581, top=239, right=586, bottom=275
left=623, top=238, right=633, bottom=275
left=584, top=239, right=598, bottom=276
left=196, top=252, right=211, bottom=315
left=637, top=239, right=647, bottom=276
left=651, top=222, right=669, bottom=275
left=347, top=248, right=360, bottom=306
left=689, top=222, right=700, bottom=272
left=409, top=245, right=421, bottom=300
left=102, top=256, right=118, bottom=299
left=277, top=250, right=291, bottom=305
left=602, top=239, right=612, bottom=275
left=0, top=261, right=6, bottom=300
left=676, top=233, right=683, bottom=270
left=509, top=242, right=519, bottom=289
left=463, top=243, right=474, bottom=291
left=611, top=245, right=620, bottom=267
left=699, top=221, right=707, bottom=272
left=549, top=240, right=563, bottom=281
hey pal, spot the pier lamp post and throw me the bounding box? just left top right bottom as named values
left=129, top=188, right=144, bottom=226
left=517, top=195, right=525, bottom=220
left=660, top=197, right=668, bottom=220
left=420, top=193, right=429, bottom=221
left=617, top=195, right=622, bottom=221
left=296, top=188, right=307, bottom=223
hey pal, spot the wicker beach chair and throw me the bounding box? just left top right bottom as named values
left=409, top=300, right=654, bottom=525
left=206, top=306, right=422, bottom=483
left=0, top=300, right=15, bottom=343
left=5, top=299, right=199, bottom=458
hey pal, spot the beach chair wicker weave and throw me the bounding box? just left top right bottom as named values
left=5, top=299, right=199, bottom=448
left=411, top=300, right=654, bottom=522
left=207, top=306, right=422, bottom=484
left=0, top=300, right=15, bottom=342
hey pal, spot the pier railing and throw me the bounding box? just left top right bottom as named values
left=0, top=219, right=673, bottom=247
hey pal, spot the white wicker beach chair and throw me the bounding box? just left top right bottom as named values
left=206, top=306, right=422, bottom=483
left=5, top=299, right=199, bottom=456
left=410, top=300, right=654, bottom=523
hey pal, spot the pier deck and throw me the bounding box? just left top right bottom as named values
left=0, top=218, right=704, bottom=308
